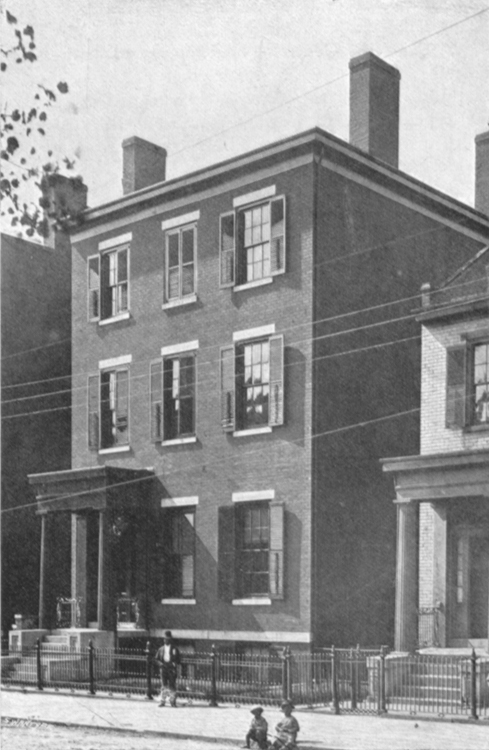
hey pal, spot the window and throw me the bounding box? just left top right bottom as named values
left=87, top=243, right=130, bottom=322
left=218, top=499, right=284, bottom=602
left=220, top=332, right=284, bottom=433
left=446, top=339, right=489, bottom=428
left=88, top=366, right=129, bottom=450
left=165, top=225, right=196, bottom=303
left=150, top=346, right=196, bottom=443
left=160, top=509, right=195, bottom=600
left=220, top=196, right=285, bottom=288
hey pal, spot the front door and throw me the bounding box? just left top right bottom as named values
left=450, top=528, right=489, bottom=645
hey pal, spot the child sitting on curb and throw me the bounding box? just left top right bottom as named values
left=242, top=705, right=268, bottom=749
left=271, top=700, right=300, bottom=749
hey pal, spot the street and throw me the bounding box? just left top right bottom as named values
left=1, top=719, right=238, bottom=750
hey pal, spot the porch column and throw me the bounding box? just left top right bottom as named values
left=394, top=501, right=418, bottom=652
left=431, top=503, right=447, bottom=646
left=71, top=513, right=87, bottom=627
left=97, top=510, right=106, bottom=630
left=39, top=513, right=47, bottom=629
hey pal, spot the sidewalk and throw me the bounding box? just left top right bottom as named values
left=2, top=687, right=489, bottom=750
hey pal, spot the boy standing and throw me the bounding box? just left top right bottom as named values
left=243, top=705, right=268, bottom=749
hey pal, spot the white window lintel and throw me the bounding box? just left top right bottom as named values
left=99, top=354, right=132, bottom=370
left=233, top=186, right=276, bottom=208
left=161, top=210, right=200, bottom=231
left=98, top=232, right=132, bottom=251
left=161, top=340, right=199, bottom=357
left=161, top=496, right=199, bottom=508
left=232, top=490, right=275, bottom=503
left=233, top=324, right=275, bottom=343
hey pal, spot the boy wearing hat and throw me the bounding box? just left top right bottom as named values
left=271, top=700, right=299, bottom=749
left=242, top=705, right=268, bottom=749
left=155, top=630, right=181, bottom=707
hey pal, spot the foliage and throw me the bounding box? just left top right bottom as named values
left=0, top=10, right=85, bottom=238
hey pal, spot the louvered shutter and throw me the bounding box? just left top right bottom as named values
left=446, top=346, right=466, bottom=428
left=100, top=253, right=112, bottom=319
left=269, top=501, right=284, bottom=599
left=220, top=212, right=235, bottom=287
left=220, top=345, right=236, bottom=432
left=88, top=375, right=99, bottom=450
left=150, top=359, right=163, bottom=441
left=270, top=196, right=286, bottom=275
left=268, top=334, right=284, bottom=426
left=218, top=506, right=236, bottom=601
left=88, top=256, right=100, bottom=320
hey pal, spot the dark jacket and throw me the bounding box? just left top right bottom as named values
left=155, top=643, right=181, bottom=668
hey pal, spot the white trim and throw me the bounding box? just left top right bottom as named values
left=233, top=185, right=276, bottom=208
left=161, top=210, right=200, bottom=231
left=232, top=598, right=272, bottom=606
left=98, top=232, right=132, bottom=250
left=99, top=354, right=132, bottom=369
left=234, top=277, right=273, bottom=292
left=98, top=445, right=131, bottom=455
left=233, top=324, right=275, bottom=343
left=151, top=629, right=312, bottom=643
left=233, top=426, right=272, bottom=437
left=98, top=311, right=131, bottom=326
left=232, top=490, right=275, bottom=503
left=161, top=496, right=199, bottom=508
left=161, top=599, right=196, bottom=605
left=161, top=340, right=199, bottom=357
left=162, top=436, right=197, bottom=446
left=162, top=293, right=198, bottom=310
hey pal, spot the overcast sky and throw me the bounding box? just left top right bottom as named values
left=4, top=0, right=489, bottom=210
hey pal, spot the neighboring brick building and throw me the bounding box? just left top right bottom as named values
left=382, top=247, right=489, bottom=652
left=1, top=233, right=72, bottom=634
left=26, top=53, right=489, bottom=653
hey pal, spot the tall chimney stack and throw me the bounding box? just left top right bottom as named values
left=349, top=52, right=401, bottom=169
left=475, top=130, right=489, bottom=215
left=122, top=136, right=167, bottom=195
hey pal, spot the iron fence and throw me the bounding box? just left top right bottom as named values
left=1, top=641, right=488, bottom=719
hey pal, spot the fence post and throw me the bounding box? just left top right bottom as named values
left=281, top=646, right=291, bottom=702
left=331, top=646, right=340, bottom=715
left=36, top=638, right=43, bottom=691
left=470, top=648, right=478, bottom=721
left=88, top=639, right=95, bottom=695
left=378, top=646, right=387, bottom=714
left=350, top=647, right=357, bottom=710
left=145, top=641, right=153, bottom=700
left=209, top=644, right=218, bottom=707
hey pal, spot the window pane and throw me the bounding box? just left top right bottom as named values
left=168, top=234, right=179, bottom=267
left=117, top=248, right=128, bottom=282
left=182, top=264, right=194, bottom=296
left=168, top=267, right=180, bottom=299
left=182, top=229, right=194, bottom=264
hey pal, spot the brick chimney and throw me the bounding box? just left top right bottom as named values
left=122, top=136, right=167, bottom=195
left=475, top=130, right=489, bottom=215
left=349, top=52, right=401, bottom=169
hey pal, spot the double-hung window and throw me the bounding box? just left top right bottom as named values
left=159, top=507, right=196, bottom=600
left=446, top=336, right=489, bottom=428
left=88, top=356, right=131, bottom=451
left=220, top=326, right=284, bottom=434
left=220, top=190, right=286, bottom=289
left=150, top=341, right=197, bottom=444
left=218, top=493, right=284, bottom=603
left=88, top=234, right=131, bottom=323
left=161, top=211, right=199, bottom=307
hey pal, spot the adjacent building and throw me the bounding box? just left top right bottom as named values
left=25, top=54, right=489, bottom=653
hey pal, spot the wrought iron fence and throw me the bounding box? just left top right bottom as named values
left=2, top=641, right=487, bottom=719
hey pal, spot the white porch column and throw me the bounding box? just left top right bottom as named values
left=394, top=501, right=418, bottom=652
left=71, top=513, right=87, bottom=627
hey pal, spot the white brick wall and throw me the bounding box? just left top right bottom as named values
left=420, top=319, right=489, bottom=455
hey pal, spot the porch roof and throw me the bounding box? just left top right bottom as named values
left=380, top=448, right=489, bottom=502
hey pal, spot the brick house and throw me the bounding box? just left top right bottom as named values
left=24, top=54, right=489, bottom=653
left=382, top=244, right=489, bottom=652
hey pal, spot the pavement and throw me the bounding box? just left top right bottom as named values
left=1, top=687, right=489, bottom=750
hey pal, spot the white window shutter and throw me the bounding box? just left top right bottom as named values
left=88, top=256, right=100, bottom=321
left=446, top=346, right=466, bottom=428
left=150, top=359, right=163, bottom=441
left=270, top=196, right=286, bottom=276
left=220, top=212, right=235, bottom=287
left=220, top=345, right=236, bottom=431
left=269, top=501, right=284, bottom=599
left=268, top=334, right=284, bottom=426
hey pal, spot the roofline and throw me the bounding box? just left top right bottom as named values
left=74, top=126, right=489, bottom=234
left=381, top=447, right=489, bottom=473
left=415, top=295, right=488, bottom=323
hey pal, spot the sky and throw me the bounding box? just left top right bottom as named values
left=3, top=0, right=489, bottom=212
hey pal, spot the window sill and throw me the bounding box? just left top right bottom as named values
left=464, top=423, right=489, bottom=433
left=99, top=445, right=131, bottom=454
left=98, top=311, right=130, bottom=326
left=161, top=598, right=196, bottom=605
left=233, top=427, right=272, bottom=437
left=162, top=294, right=197, bottom=310
left=232, top=598, right=272, bottom=606
left=162, top=436, right=197, bottom=446
left=233, top=277, right=273, bottom=292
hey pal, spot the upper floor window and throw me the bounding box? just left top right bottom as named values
left=88, top=359, right=131, bottom=451
left=446, top=338, right=489, bottom=429
left=159, top=508, right=196, bottom=600
left=88, top=240, right=130, bottom=323
left=220, top=327, right=284, bottom=435
left=220, top=195, right=286, bottom=289
left=150, top=342, right=197, bottom=444
left=165, top=225, right=196, bottom=304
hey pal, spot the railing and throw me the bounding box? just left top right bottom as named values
left=2, top=642, right=488, bottom=719
left=56, top=597, right=81, bottom=628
